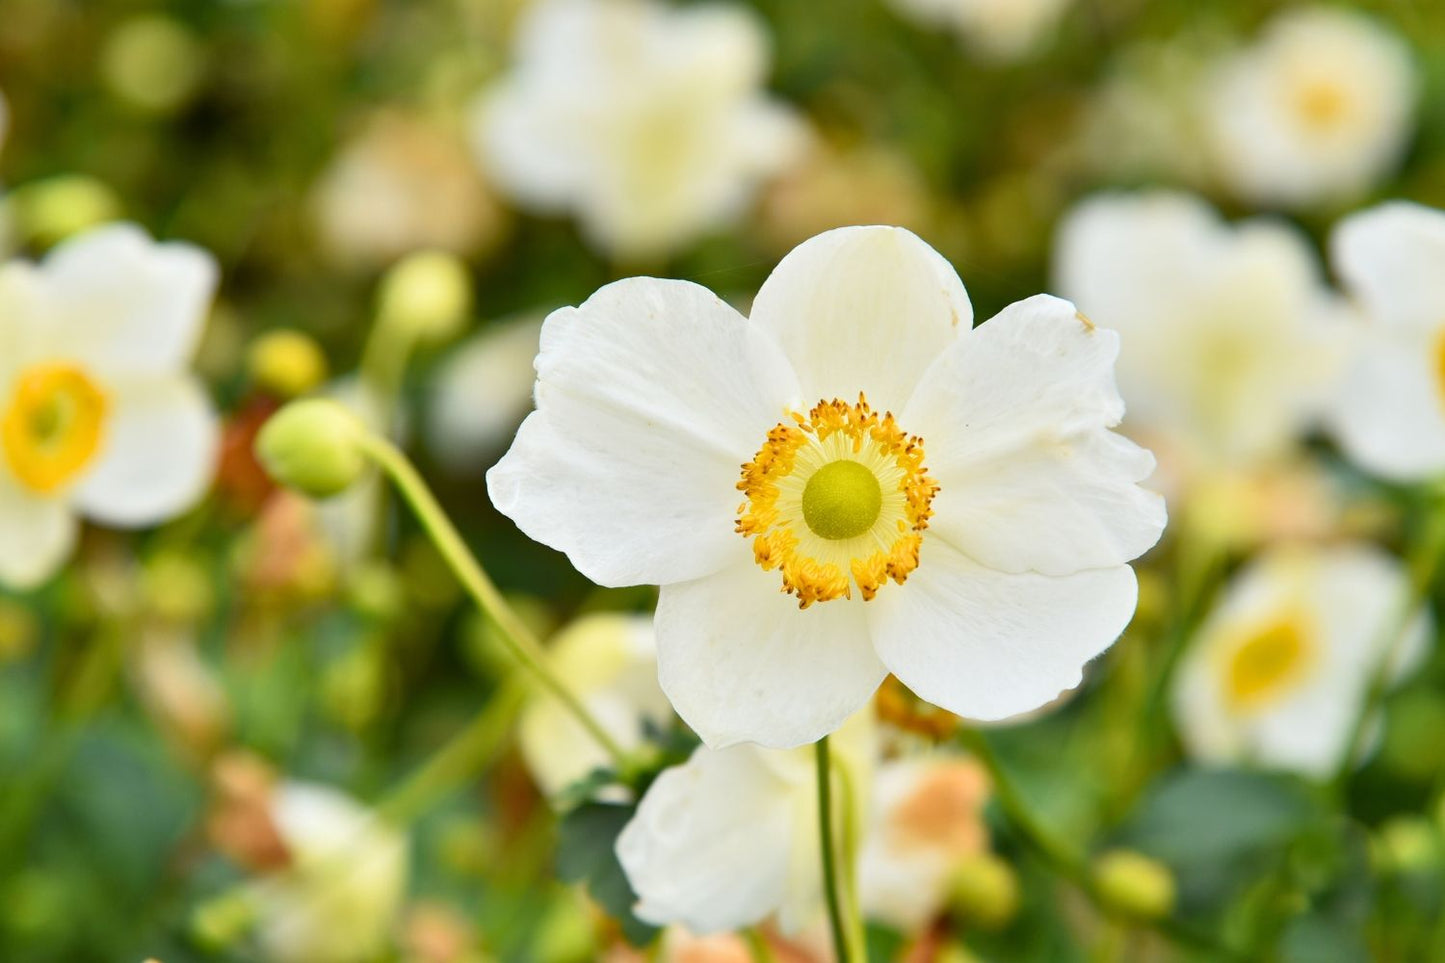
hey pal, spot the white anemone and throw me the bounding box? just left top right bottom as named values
left=1203, top=7, right=1416, bottom=209
left=1327, top=201, right=1445, bottom=482
left=0, top=223, right=219, bottom=588
left=1172, top=543, right=1430, bottom=779
left=1054, top=191, right=1344, bottom=480
left=471, top=0, right=807, bottom=259
left=490, top=225, right=1165, bottom=749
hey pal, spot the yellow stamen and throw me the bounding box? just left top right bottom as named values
left=1294, top=80, right=1349, bottom=131
left=736, top=394, right=938, bottom=608
left=1223, top=614, right=1313, bottom=712
left=1, top=363, right=109, bottom=495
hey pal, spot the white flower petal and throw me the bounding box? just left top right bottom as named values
left=73, top=375, right=219, bottom=527
left=904, top=294, right=1165, bottom=575
left=1332, top=201, right=1445, bottom=333
left=655, top=560, right=888, bottom=749
left=0, top=477, right=76, bottom=589
left=42, top=223, right=217, bottom=376
left=617, top=743, right=801, bottom=934
left=749, top=225, right=972, bottom=413
left=487, top=277, right=798, bottom=588
left=868, top=542, right=1138, bottom=721
left=1329, top=327, right=1445, bottom=481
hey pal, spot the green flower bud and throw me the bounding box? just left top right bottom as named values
left=345, top=561, right=406, bottom=624
left=189, top=892, right=256, bottom=951
left=255, top=399, right=367, bottom=499
left=1093, top=849, right=1177, bottom=921
left=1373, top=816, right=1442, bottom=875
left=142, top=550, right=214, bottom=624
left=100, top=15, right=204, bottom=114
left=946, top=851, right=1020, bottom=930
left=376, top=251, right=473, bottom=344
left=247, top=329, right=329, bottom=399
left=11, top=175, right=123, bottom=248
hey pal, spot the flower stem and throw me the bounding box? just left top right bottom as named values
left=815, top=736, right=860, bottom=963
left=356, top=432, right=630, bottom=772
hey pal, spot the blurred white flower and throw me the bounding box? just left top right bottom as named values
left=427, top=316, right=543, bottom=473
left=1172, top=543, right=1430, bottom=779
left=857, top=752, right=989, bottom=931
left=519, top=612, right=672, bottom=799
left=1327, top=201, right=1445, bottom=482
left=0, top=223, right=219, bottom=588
left=472, top=0, right=807, bottom=259
left=312, top=111, right=506, bottom=269
left=1054, top=191, right=1344, bottom=481
left=1203, top=7, right=1416, bottom=209
left=248, top=782, right=410, bottom=963
left=491, top=225, right=1164, bottom=748
left=616, top=712, right=874, bottom=935
left=888, top=0, right=1073, bottom=60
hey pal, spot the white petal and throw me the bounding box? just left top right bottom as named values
left=905, top=294, right=1165, bottom=575
left=749, top=225, right=972, bottom=413
left=617, top=743, right=802, bottom=934
left=0, top=477, right=76, bottom=589
left=1328, top=327, right=1445, bottom=481
left=1332, top=201, right=1445, bottom=333
left=487, top=277, right=798, bottom=588
left=655, top=560, right=887, bottom=749
left=74, top=375, right=219, bottom=527
left=868, top=542, right=1138, bottom=721
left=42, top=223, right=217, bottom=377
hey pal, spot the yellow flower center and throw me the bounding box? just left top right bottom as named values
left=736, top=395, right=938, bottom=609
left=1, top=363, right=109, bottom=495
left=1223, top=614, right=1313, bottom=712
left=1293, top=79, right=1350, bottom=131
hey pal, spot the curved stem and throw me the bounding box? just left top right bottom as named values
left=815, top=736, right=854, bottom=963
left=356, top=432, right=630, bottom=772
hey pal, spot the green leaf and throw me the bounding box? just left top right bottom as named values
left=555, top=802, right=657, bottom=947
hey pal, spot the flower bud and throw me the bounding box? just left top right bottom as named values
left=10, top=175, right=123, bottom=247
left=190, top=892, right=257, bottom=951
left=247, top=329, right=329, bottom=399
left=376, top=251, right=472, bottom=344
left=346, top=561, right=407, bottom=624
left=142, top=550, right=214, bottom=624
left=945, top=851, right=1020, bottom=930
left=255, top=399, right=367, bottom=499
left=1373, top=816, right=1442, bottom=875
left=1092, top=849, right=1176, bottom=921
left=100, top=15, right=204, bottom=114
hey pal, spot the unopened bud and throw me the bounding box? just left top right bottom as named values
left=100, top=15, right=204, bottom=114
left=1373, top=817, right=1442, bottom=875
left=142, top=550, right=214, bottom=624
left=1093, top=849, right=1176, bottom=921
left=377, top=251, right=472, bottom=344
left=247, top=329, right=329, bottom=399
left=946, top=851, right=1020, bottom=930
left=190, top=892, right=256, bottom=951
left=11, top=175, right=123, bottom=247
left=255, top=399, right=367, bottom=499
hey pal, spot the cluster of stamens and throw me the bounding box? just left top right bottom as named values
left=736, top=393, right=938, bottom=608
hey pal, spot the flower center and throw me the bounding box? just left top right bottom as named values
left=802, top=459, right=882, bottom=541
left=1293, top=79, right=1350, bottom=131
left=736, top=394, right=938, bottom=608
left=1, top=363, right=109, bottom=495
left=1223, top=614, right=1313, bottom=712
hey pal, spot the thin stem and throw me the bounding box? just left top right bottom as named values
left=815, top=736, right=854, bottom=963
left=356, top=433, right=630, bottom=772
left=744, top=928, right=778, bottom=963
left=1332, top=496, right=1445, bottom=791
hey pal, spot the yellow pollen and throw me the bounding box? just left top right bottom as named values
left=1, top=363, right=109, bottom=495
left=736, top=394, right=938, bottom=608
left=1294, top=80, right=1349, bottom=130
left=1223, top=614, right=1313, bottom=712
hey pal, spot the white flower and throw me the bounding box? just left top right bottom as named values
left=1053, top=191, right=1344, bottom=478
left=519, top=612, right=672, bottom=799
left=1203, top=7, right=1416, bottom=209
left=857, top=753, right=989, bottom=931
left=616, top=712, right=874, bottom=935
left=472, top=0, right=807, bottom=259
left=888, top=0, right=1073, bottom=61
left=248, top=782, right=410, bottom=963
left=1327, top=201, right=1445, bottom=482
left=426, top=316, right=544, bottom=474
left=0, top=223, right=219, bottom=589
left=490, top=225, right=1165, bottom=748
left=1172, top=543, right=1430, bottom=779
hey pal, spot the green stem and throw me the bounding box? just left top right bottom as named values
left=1331, top=497, right=1445, bottom=792
left=815, top=736, right=855, bottom=963
left=356, top=433, right=630, bottom=772
left=744, top=928, right=778, bottom=963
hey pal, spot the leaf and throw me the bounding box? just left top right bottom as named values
left=555, top=802, right=658, bottom=947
